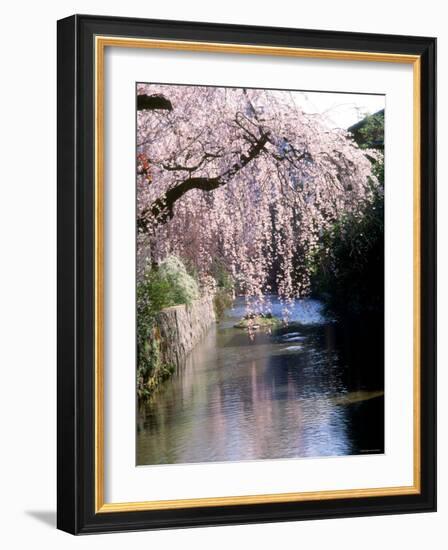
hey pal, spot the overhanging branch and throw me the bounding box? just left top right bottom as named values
left=138, top=132, right=270, bottom=230
left=137, top=94, right=173, bottom=111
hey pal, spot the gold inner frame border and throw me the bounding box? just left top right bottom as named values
left=94, top=35, right=421, bottom=513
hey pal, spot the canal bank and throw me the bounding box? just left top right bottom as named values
left=138, top=296, right=216, bottom=397
left=155, top=296, right=216, bottom=371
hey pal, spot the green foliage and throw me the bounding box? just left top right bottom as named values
left=350, top=110, right=384, bottom=151
left=137, top=335, right=162, bottom=400
left=212, top=259, right=234, bottom=293
left=137, top=255, right=199, bottom=399
left=310, top=183, right=384, bottom=320
left=310, top=111, right=385, bottom=320
left=156, top=255, right=200, bottom=306
left=209, top=258, right=234, bottom=319
left=350, top=110, right=384, bottom=184
left=213, top=288, right=234, bottom=320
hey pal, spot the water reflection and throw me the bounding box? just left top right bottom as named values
left=137, top=297, right=384, bottom=465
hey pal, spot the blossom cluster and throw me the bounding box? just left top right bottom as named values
left=137, top=84, right=381, bottom=309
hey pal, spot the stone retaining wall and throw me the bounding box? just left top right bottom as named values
left=154, top=296, right=216, bottom=369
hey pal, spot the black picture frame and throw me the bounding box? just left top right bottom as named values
left=57, top=14, right=436, bottom=535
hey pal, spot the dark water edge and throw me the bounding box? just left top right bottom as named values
left=344, top=395, right=384, bottom=455
left=137, top=297, right=384, bottom=465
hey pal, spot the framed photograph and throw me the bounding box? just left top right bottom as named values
left=57, top=14, right=436, bottom=534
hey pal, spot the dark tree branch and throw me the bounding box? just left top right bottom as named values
left=137, top=94, right=173, bottom=111
left=234, top=112, right=260, bottom=142
left=138, top=132, right=270, bottom=230
left=161, top=152, right=222, bottom=173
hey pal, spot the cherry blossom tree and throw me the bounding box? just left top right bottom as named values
left=136, top=84, right=382, bottom=314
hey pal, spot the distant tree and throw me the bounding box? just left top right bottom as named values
left=349, top=110, right=384, bottom=184
left=348, top=109, right=384, bottom=151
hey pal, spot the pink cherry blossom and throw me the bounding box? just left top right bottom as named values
left=136, top=84, right=381, bottom=312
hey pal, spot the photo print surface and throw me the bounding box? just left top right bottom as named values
left=136, top=83, right=385, bottom=466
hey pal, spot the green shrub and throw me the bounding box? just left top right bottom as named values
left=137, top=255, right=199, bottom=399
left=310, top=183, right=384, bottom=320
left=208, top=258, right=234, bottom=319
left=211, top=259, right=234, bottom=293
left=213, top=288, right=234, bottom=320
left=157, top=255, right=199, bottom=305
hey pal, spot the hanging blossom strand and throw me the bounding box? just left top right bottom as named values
left=136, top=84, right=381, bottom=312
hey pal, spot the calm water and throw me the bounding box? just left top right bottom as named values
left=137, top=296, right=384, bottom=465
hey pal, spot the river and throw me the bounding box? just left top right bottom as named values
left=137, top=296, right=384, bottom=465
